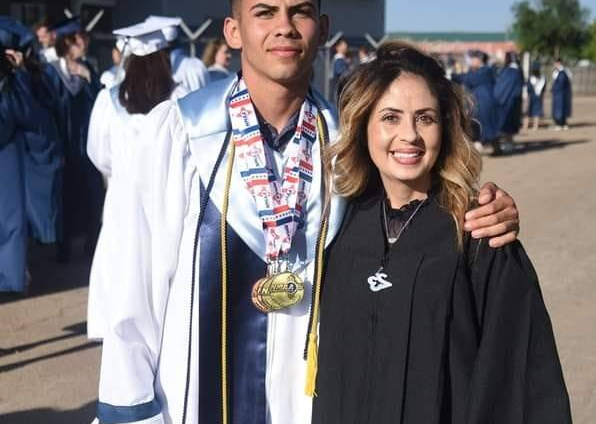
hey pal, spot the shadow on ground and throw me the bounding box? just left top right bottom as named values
left=0, top=322, right=88, bottom=358
left=531, top=121, right=596, bottom=130
left=0, top=400, right=96, bottom=424
left=494, top=138, right=591, bottom=157
left=0, top=239, right=93, bottom=305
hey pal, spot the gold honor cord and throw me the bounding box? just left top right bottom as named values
left=218, top=113, right=330, bottom=423
left=220, top=141, right=236, bottom=424
left=304, top=114, right=330, bottom=397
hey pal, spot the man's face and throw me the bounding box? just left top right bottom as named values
left=36, top=26, right=55, bottom=48
left=336, top=40, right=348, bottom=55
left=224, top=0, right=329, bottom=86
left=470, top=56, right=482, bottom=70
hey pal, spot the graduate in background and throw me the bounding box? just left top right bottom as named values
left=494, top=51, right=524, bottom=154
left=551, top=58, right=572, bottom=130
left=202, top=38, right=232, bottom=82
left=33, top=18, right=58, bottom=64
left=452, top=50, right=499, bottom=154
left=86, top=20, right=189, bottom=339
left=524, top=63, right=546, bottom=132
left=145, top=15, right=210, bottom=92
left=330, top=37, right=350, bottom=101
left=313, top=41, right=571, bottom=424
left=48, top=17, right=103, bottom=262
left=0, top=19, right=60, bottom=293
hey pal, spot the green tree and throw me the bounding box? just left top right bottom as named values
left=512, top=0, right=590, bottom=59
left=582, top=20, right=596, bottom=61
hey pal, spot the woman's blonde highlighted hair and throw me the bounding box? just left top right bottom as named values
left=326, top=40, right=482, bottom=247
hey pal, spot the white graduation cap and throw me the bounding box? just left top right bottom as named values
left=113, top=20, right=171, bottom=57
left=144, top=15, right=182, bottom=42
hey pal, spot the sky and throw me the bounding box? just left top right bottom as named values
left=385, top=0, right=596, bottom=33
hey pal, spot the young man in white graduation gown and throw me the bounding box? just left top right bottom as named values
left=92, top=1, right=520, bottom=424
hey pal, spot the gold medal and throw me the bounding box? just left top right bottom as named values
left=251, top=272, right=305, bottom=313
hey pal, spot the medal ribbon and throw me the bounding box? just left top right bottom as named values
left=229, top=78, right=318, bottom=262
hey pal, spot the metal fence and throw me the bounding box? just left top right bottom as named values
left=566, top=66, right=596, bottom=96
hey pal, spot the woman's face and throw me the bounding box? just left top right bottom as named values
left=67, top=34, right=86, bottom=60
left=367, top=72, right=442, bottom=196
left=215, top=43, right=231, bottom=68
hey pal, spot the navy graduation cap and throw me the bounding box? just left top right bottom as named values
left=0, top=16, right=34, bottom=50
left=51, top=16, right=82, bottom=38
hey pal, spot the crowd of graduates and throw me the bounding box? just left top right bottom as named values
left=331, top=41, right=574, bottom=156
left=0, top=13, right=575, bottom=296
left=448, top=50, right=573, bottom=155
left=0, top=15, right=230, bottom=294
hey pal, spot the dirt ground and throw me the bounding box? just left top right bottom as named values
left=1, top=97, right=595, bottom=424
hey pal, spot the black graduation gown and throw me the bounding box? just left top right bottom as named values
left=313, top=193, right=571, bottom=424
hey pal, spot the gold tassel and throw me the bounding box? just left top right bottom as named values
left=304, top=113, right=329, bottom=398
left=304, top=332, right=319, bottom=397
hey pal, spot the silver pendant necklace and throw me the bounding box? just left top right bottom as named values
left=367, top=197, right=426, bottom=293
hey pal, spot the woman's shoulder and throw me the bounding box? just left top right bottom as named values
left=466, top=236, right=539, bottom=296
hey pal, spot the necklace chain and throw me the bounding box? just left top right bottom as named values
left=382, top=198, right=426, bottom=245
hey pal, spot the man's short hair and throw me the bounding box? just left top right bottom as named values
left=229, top=0, right=322, bottom=15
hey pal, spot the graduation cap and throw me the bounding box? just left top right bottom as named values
left=144, top=15, right=182, bottom=42
left=51, top=16, right=82, bottom=38
left=113, top=20, right=172, bottom=57
left=0, top=16, right=35, bottom=50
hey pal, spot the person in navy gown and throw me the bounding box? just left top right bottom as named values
left=524, top=64, right=546, bottom=132
left=494, top=51, right=524, bottom=154
left=47, top=17, right=103, bottom=262
left=1, top=18, right=60, bottom=292
left=452, top=50, right=499, bottom=153
left=551, top=58, right=572, bottom=130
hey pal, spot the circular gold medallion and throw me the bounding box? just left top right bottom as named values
left=251, top=272, right=305, bottom=313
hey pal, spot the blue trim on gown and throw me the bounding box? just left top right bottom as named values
left=199, top=192, right=268, bottom=423
left=97, top=398, right=161, bottom=424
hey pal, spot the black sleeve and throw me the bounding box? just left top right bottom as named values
left=466, top=240, right=572, bottom=424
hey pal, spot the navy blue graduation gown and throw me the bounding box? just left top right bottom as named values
left=453, top=67, right=499, bottom=142
left=21, top=65, right=62, bottom=244
left=494, top=66, right=524, bottom=135
left=527, top=79, right=545, bottom=117
left=46, top=61, right=104, bottom=244
left=552, top=70, right=572, bottom=121
left=0, top=70, right=52, bottom=291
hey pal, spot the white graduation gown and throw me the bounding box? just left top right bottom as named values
left=93, top=75, right=346, bottom=424
left=171, top=48, right=210, bottom=92
left=86, top=83, right=189, bottom=339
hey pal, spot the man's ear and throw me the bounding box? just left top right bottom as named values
left=318, top=14, right=330, bottom=48
left=224, top=16, right=242, bottom=50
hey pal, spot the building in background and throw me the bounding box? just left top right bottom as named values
left=390, top=32, right=519, bottom=63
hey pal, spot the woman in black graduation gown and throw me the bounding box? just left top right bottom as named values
left=312, top=41, right=571, bottom=424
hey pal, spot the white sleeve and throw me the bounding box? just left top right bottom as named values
left=87, top=89, right=115, bottom=178
left=177, top=57, right=211, bottom=92
left=95, top=100, right=190, bottom=424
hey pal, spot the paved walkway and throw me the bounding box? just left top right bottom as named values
left=1, top=97, right=595, bottom=424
